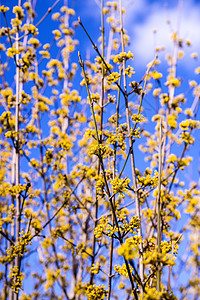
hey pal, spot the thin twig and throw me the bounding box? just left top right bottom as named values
left=31, top=176, right=85, bottom=240
left=119, top=0, right=144, bottom=288
left=78, top=17, right=126, bottom=96
left=157, top=119, right=163, bottom=291
left=35, top=0, right=61, bottom=28
left=2, top=12, right=18, bottom=66
left=0, top=231, right=15, bottom=245
left=59, top=234, right=94, bottom=258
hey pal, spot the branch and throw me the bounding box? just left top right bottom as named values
left=78, top=17, right=126, bottom=97
left=31, top=176, right=85, bottom=240
left=0, top=230, right=14, bottom=245
left=35, top=0, right=61, bottom=28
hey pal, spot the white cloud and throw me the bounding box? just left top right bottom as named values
left=125, top=0, right=200, bottom=67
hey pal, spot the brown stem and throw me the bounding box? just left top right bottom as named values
left=157, top=120, right=163, bottom=292
left=119, top=0, right=144, bottom=287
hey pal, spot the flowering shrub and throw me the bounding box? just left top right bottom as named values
left=0, top=1, right=199, bottom=300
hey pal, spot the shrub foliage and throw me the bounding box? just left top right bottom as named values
left=0, top=1, right=199, bottom=299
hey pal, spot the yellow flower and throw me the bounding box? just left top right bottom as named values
left=167, top=154, right=177, bottom=164
left=110, top=176, right=130, bottom=195
left=152, top=114, right=163, bottom=122
left=39, top=50, right=50, bottom=59
left=113, top=51, right=134, bottom=64
left=167, top=114, right=177, bottom=129
left=28, top=38, right=40, bottom=48
left=114, top=264, right=133, bottom=277
left=0, top=6, right=9, bottom=13
left=118, top=282, right=125, bottom=289
left=118, top=236, right=140, bottom=260
left=125, top=65, right=135, bottom=77
left=184, top=108, right=193, bottom=117
left=52, top=29, right=61, bottom=40
left=23, top=24, right=38, bottom=35
left=178, top=50, right=184, bottom=59
left=7, top=47, right=19, bottom=57
left=195, top=66, right=200, bottom=74
left=91, top=263, right=101, bottom=274
left=153, top=88, right=161, bottom=97
left=86, top=284, right=107, bottom=300
left=189, top=80, right=197, bottom=87
left=165, top=76, right=181, bottom=87
left=106, top=72, right=120, bottom=84
left=131, top=114, right=144, bottom=123
left=52, top=12, right=60, bottom=20
left=151, top=70, right=163, bottom=80
left=191, top=52, right=198, bottom=59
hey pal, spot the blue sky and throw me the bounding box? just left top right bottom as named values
left=71, top=0, right=200, bottom=68
left=3, top=0, right=198, bottom=80
left=0, top=0, right=199, bottom=297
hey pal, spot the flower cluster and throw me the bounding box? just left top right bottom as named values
left=110, top=176, right=130, bottom=196
left=131, top=114, right=145, bottom=123
left=91, top=262, right=101, bottom=274
left=106, top=72, right=120, bottom=84
left=142, top=240, right=178, bottom=269
left=180, top=119, right=200, bottom=130
left=114, top=263, right=133, bottom=277
left=117, top=236, right=141, bottom=260
left=94, top=217, right=117, bottom=239
left=8, top=266, right=24, bottom=294
left=85, top=284, right=108, bottom=300
left=0, top=5, right=9, bottom=13
left=0, top=232, right=32, bottom=264
left=113, top=51, right=134, bottom=64
left=44, top=268, right=61, bottom=291
left=88, top=143, right=114, bottom=158
left=137, top=171, right=159, bottom=189
left=116, top=209, right=140, bottom=234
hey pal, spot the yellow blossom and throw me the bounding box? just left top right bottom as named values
left=195, top=66, right=200, bottom=74
left=167, top=114, right=177, bottom=129
left=151, top=70, right=163, bottom=80
left=191, top=52, right=198, bottom=59
left=28, top=38, right=40, bottom=48
left=106, top=72, right=120, bottom=84
left=0, top=5, right=9, bottom=13
left=165, top=76, right=181, bottom=87
left=7, top=47, right=19, bottom=57
left=189, top=80, right=197, bottom=87
left=113, top=51, right=133, bottom=64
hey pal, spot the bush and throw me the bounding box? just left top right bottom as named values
left=0, top=1, right=199, bottom=299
